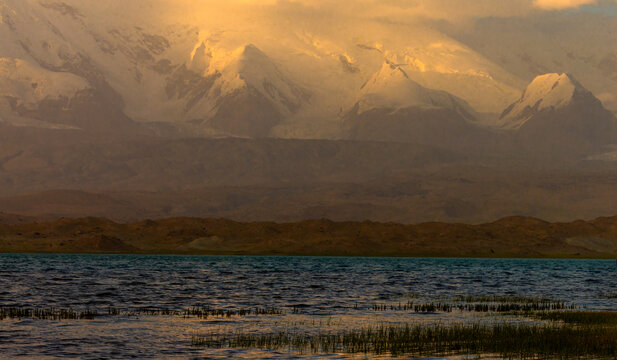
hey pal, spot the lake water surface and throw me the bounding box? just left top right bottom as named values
left=1, top=255, right=616, bottom=359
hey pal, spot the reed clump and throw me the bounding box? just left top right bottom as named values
left=0, top=307, right=97, bottom=320
left=457, top=302, right=572, bottom=312
left=1, top=305, right=283, bottom=321
left=451, top=296, right=573, bottom=312
left=372, top=298, right=571, bottom=313
left=451, top=295, right=558, bottom=304
left=192, top=322, right=617, bottom=358
left=104, top=306, right=283, bottom=319
left=532, top=311, right=617, bottom=325
left=183, top=306, right=282, bottom=319
left=373, top=302, right=453, bottom=313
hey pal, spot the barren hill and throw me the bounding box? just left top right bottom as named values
left=2, top=215, right=617, bottom=258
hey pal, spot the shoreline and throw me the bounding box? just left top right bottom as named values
left=0, top=250, right=616, bottom=260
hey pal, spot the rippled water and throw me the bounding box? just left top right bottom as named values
left=1, top=255, right=616, bottom=359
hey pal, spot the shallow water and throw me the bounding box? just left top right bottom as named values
left=1, top=255, right=616, bottom=359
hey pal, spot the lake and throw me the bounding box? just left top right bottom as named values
left=1, top=254, right=616, bottom=359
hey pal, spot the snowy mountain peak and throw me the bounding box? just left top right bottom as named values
left=185, top=42, right=309, bottom=114
left=499, top=73, right=588, bottom=129
left=356, top=61, right=475, bottom=120
left=179, top=43, right=310, bottom=137
left=496, top=73, right=617, bottom=154
left=521, top=73, right=581, bottom=108
left=238, top=43, right=264, bottom=59
left=215, top=44, right=308, bottom=114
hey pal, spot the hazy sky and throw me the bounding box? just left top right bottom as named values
left=139, top=0, right=617, bottom=25
left=182, top=0, right=617, bottom=18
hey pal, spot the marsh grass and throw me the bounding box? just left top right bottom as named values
left=183, top=306, right=283, bottom=318
left=192, top=323, right=617, bottom=358
left=532, top=311, right=617, bottom=325
left=373, top=299, right=572, bottom=313
left=451, top=295, right=559, bottom=304
left=373, top=302, right=453, bottom=312
left=457, top=302, right=572, bottom=312
left=0, top=306, right=282, bottom=321
left=0, top=307, right=97, bottom=320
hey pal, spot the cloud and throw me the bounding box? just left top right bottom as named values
left=533, top=0, right=598, bottom=9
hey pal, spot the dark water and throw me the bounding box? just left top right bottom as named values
left=1, top=254, right=616, bottom=359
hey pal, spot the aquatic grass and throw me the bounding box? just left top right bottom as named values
left=183, top=306, right=283, bottom=318
left=532, top=311, right=617, bottom=325
left=372, top=299, right=572, bottom=313
left=130, top=307, right=181, bottom=316
left=451, top=295, right=561, bottom=304
left=1, top=306, right=283, bottom=321
left=192, top=322, right=617, bottom=358
left=457, top=302, right=573, bottom=312
left=600, top=292, right=617, bottom=299
left=0, top=307, right=98, bottom=320
left=373, top=302, right=453, bottom=313
left=106, top=306, right=283, bottom=318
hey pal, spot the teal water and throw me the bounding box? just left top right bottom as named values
left=0, top=255, right=616, bottom=358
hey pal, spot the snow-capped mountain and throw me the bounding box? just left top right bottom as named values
left=500, top=73, right=586, bottom=129
left=499, top=73, right=617, bottom=154
left=354, top=62, right=477, bottom=118
left=179, top=43, right=310, bottom=137
left=344, top=62, right=489, bottom=149
left=0, top=0, right=529, bottom=139
left=0, top=0, right=615, bottom=147
left=446, top=15, right=617, bottom=113
left=0, top=0, right=308, bottom=137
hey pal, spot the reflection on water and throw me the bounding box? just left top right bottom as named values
left=0, top=255, right=616, bottom=359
